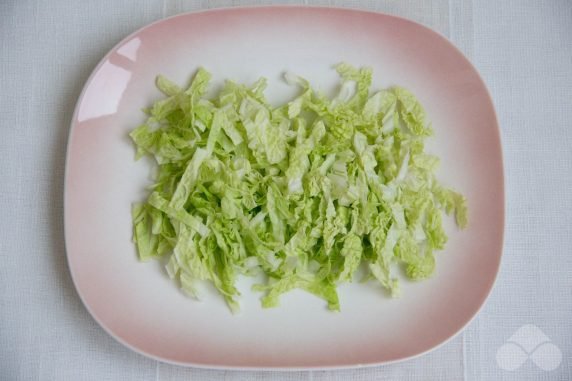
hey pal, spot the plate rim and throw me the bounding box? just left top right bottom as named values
left=64, top=5, right=505, bottom=370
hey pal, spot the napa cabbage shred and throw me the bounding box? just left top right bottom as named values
left=130, top=64, right=467, bottom=313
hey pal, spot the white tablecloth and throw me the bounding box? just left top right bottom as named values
left=1, top=1, right=571, bottom=380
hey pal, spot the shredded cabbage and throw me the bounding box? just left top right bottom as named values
left=130, top=64, right=467, bottom=312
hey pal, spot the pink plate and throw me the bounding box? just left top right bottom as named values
left=65, top=6, right=504, bottom=369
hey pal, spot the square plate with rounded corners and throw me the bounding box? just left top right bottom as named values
left=65, top=6, right=504, bottom=369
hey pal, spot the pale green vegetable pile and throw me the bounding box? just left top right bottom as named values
left=130, top=64, right=467, bottom=312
